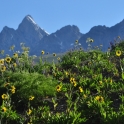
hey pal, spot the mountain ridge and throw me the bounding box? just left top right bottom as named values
left=0, top=15, right=124, bottom=56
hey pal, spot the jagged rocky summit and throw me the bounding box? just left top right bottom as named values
left=0, top=15, right=83, bottom=56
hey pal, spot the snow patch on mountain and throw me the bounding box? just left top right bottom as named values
left=26, top=15, right=40, bottom=31
left=25, top=15, right=49, bottom=35
left=27, top=15, right=36, bottom=25
left=41, top=28, right=50, bottom=35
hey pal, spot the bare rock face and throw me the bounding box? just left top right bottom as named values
left=17, top=15, right=49, bottom=43
left=16, top=15, right=49, bottom=55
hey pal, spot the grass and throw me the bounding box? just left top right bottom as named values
left=33, top=53, right=65, bottom=64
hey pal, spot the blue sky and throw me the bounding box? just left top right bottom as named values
left=0, top=0, right=124, bottom=34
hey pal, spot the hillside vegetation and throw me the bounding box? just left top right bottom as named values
left=0, top=38, right=124, bottom=124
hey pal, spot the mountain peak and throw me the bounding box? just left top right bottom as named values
left=18, top=15, right=49, bottom=35
left=89, top=25, right=108, bottom=32
left=20, top=15, right=38, bottom=29
left=55, top=25, right=82, bottom=35
left=24, top=15, right=37, bottom=25
left=1, top=26, right=15, bottom=34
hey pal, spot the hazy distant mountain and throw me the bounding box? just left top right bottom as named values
left=79, top=20, right=124, bottom=51
left=0, top=15, right=124, bottom=56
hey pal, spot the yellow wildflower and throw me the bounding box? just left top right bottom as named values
left=11, top=89, right=15, bottom=94
left=70, top=77, right=77, bottom=87
left=29, top=96, right=34, bottom=101
left=28, top=119, right=33, bottom=124
left=13, top=63, right=17, bottom=67
left=1, top=66, right=6, bottom=72
left=95, top=96, right=99, bottom=101
left=57, top=57, right=60, bottom=61
left=27, top=109, right=32, bottom=116
left=1, top=106, right=7, bottom=112
left=5, top=57, right=11, bottom=63
left=13, top=53, right=18, bottom=58
left=79, top=87, right=83, bottom=92
left=1, top=94, right=8, bottom=99
left=11, top=86, right=16, bottom=90
left=99, top=81, right=102, bottom=85
left=53, top=53, right=56, bottom=57
left=70, top=77, right=75, bottom=83
left=56, top=85, right=61, bottom=92
left=116, top=50, right=121, bottom=57
left=90, top=39, right=94, bottom=42
left=95, top=96, right=104, bottom=102
left=0, top=59, right=4, bottom=65
left=9, top=85, right=16, bottom=94
left=41, top=50, right=45, bottom=55
left=75, top=40, right=78, bottom=43
left=73, top=81, right=77, bottom=87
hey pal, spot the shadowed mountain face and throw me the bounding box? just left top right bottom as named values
left=17, top=15, right=48, bottom=42
left=0, top=15, right=82, bottom=56
left=0, top=15, right=124, bottom=56
left=79, top=25, right=111, bottom=51
left=79, top=20, right=124, bottom=51
left=0, top=15, right=49, bottom=55
left=37, top=25, right=83, bottom=54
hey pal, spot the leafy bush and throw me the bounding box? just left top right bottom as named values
left=1, top=39, right=124, bottom=123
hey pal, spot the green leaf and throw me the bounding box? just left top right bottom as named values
left=122, top=72, right=124, bottom=80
